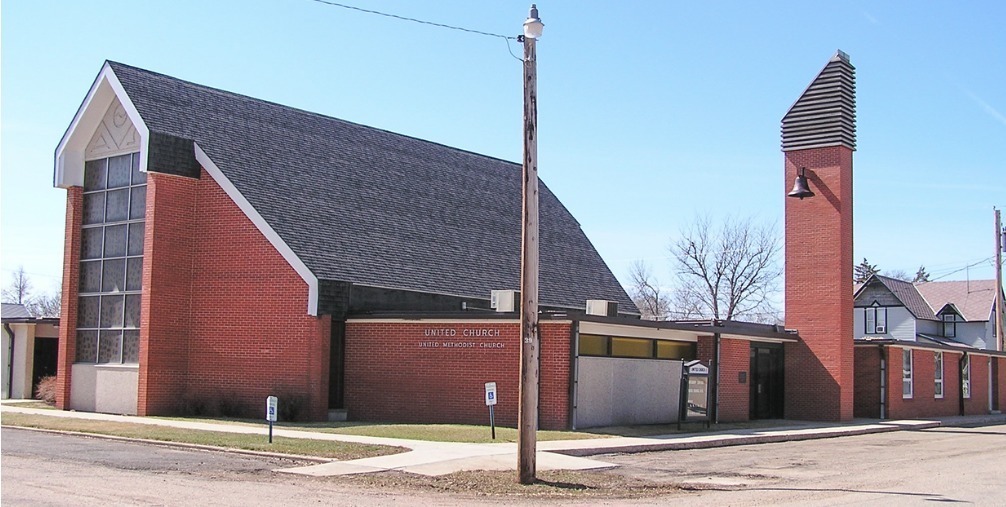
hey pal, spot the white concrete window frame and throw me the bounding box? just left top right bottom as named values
left=962, top=354, right=971, bottom=399
left=934, top=351, right=943, bottom=399
left=902, top=348, right=913, bottom=399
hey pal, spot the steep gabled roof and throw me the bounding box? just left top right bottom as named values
left=857, top=275, right=936, bottom=320
left=102, top=62, right=637, bottom=314
left=855, top=275, right=1001, bottom=324
left=916, top=279, right=998, bottom=322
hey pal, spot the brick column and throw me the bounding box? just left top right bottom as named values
left=781, top=52, right=856, bottom=421
left=138, top=173, right=196, bottom=415
left=56, top=187, right=83, bottom=409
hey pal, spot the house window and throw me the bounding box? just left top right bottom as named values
left=942, top=313, right=956, bottom=338
left=962, top=355, right=971, bottom=399
left=77, top=153, right=145, bottom=365
left=934, top=352, right=943, bottom=399
left=866, top=305, right=888, bottom=334
left=902, top=349, right=913, bottom=399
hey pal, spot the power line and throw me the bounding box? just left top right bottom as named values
left=929, top=257, right=994, bottom=281
left=308, top=0, right=516, bottom=40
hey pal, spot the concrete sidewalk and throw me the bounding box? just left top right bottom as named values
left=3, top=402, right=1003, bottom=477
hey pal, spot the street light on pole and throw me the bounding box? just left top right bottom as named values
left=518, top=3, right=543, bottom=486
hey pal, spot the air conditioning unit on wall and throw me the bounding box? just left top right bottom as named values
left=586, top=299, right=618, bottom=317
left=490, top=290, right=519, bottom=313
left=875, top=325, right=886, bottom=334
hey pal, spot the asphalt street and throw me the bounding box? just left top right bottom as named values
left=3, top=424, right=1005, bottom=506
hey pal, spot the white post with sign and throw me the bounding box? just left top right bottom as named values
left=266, top=396, right=278, bottom=443
left=485, top=382, right=498, bottom=440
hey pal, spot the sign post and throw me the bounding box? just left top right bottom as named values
left=266, top=396, right=278, bottom=443
left=485, top=382, right=498, bottom=440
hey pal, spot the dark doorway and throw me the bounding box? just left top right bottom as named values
left=750, top=343, right=784, bottom=419
left=32, top=337, right=59, bottom=396
left=328, top=321, right=346, bottom=409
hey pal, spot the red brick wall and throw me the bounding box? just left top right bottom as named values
left=343, top=320, right=571, bottom=430
left=853, top=346, right=881, bottom=418
left=997, top=357, right=1006, bottom=412
left=857, top=346, right=1006, bottom=420
left=963, top=354, right=990, bottom=416
left=139, top=174, right=195, bottom=415
left=784, top=146, right=855, bottom=421
left=182, top=169, right=328, bottom=420
left=539, top=323, right=573, bottom=429
left=59, top=169, right=328, bottom=420
left=56, top=188, right=82, bottom=409
left=697, top=336, right=750, bottom=422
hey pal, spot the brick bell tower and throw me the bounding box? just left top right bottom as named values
left=782, top=51, right=856, bottom=421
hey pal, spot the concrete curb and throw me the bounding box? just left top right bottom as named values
left=3, top=425, right=333, bottom=463
left=546, top=420, right=943, bottom=457
left=5, top=403, right=1002, bottom=477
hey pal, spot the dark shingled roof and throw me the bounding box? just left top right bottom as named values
left=871, top=275, right=936, bottom=320
left=107, top=61, right=636, bottom=313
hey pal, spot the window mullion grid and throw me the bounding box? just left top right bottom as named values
left=79, top=154, right=144, bottom=366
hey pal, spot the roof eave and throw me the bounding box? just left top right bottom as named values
left=54, top=61, right=151, bottom=189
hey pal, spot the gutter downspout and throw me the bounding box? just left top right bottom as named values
left=878, top=345, right=887, bottom=420
left=959, top=352, right=968, bottom=416
left=568, top=321, right=579, bottom=430
left=713, top=329, right=721, bottom=425
left=4, top=323, right=15, bottom=400
left=990, top=357, right=995, bottom=414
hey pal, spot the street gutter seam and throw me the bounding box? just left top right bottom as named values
left=2, top=425, right=334, bottom=463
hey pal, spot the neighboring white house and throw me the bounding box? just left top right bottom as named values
left=2, top=303, right=60, bottom=399
left=854, top=275, right=1002, bottom=350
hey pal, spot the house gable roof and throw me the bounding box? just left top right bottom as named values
left=854, top=275, right=1000, bottom=324
left=916, top=279, right=998, bottom=322
left=94, top=61, right=636, bottom=315
left=855, top=275, right=936, bottom=320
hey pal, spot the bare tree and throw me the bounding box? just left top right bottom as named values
left=670, top=216, right=781, bottom=321
left=627, top=260, right=671, bottom=320
left=885, top=269, right=911, bottom=282
left=2, top=266, right=32, bottom=305
left=27, top=283, right=62, bottom=318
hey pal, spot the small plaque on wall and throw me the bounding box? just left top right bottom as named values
left=738, top=371, right=747, bottom=384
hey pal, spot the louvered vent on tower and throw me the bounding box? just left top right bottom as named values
left=781, top=50, right=856, bottom=152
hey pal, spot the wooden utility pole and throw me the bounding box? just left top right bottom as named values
left=996, top=208, right=1004, bottom=351
left=517, top=5, right=541, bottom=486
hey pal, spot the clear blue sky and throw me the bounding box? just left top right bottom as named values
left=2, top=1, right=1004, bottom=302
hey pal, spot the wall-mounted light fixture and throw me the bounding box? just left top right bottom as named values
left=787, top=167, right=815, bottom=200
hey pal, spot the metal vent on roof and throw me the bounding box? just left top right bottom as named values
left=781, top=50, right=856, bottom=152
